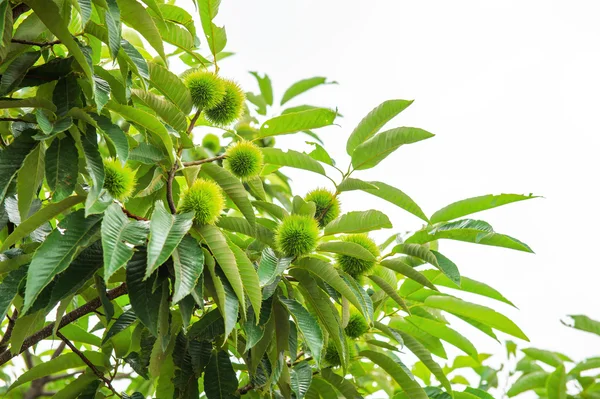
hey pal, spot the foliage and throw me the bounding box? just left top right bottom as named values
left=0, top=0, right=538, bottom=398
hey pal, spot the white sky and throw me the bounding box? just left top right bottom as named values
left=210, top=0, right=600, bottom=377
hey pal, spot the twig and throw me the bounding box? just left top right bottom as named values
left=166, top=164, right=178, bottom=214
left=11, top=38, right=62, bottom=47
left=121, top=207, right=148, bottom=221
left=237, top=383, right=255, bottom=395
left=182, top=154, right=226, bottom=167
left=0, top=283, right=128, bottom=366
left=57, top=332, right=122, bottom=398
left=0, top=117, right=32, bottom=123
left=0, top=309, right=18, bottom=353
left=51, top=341, right=66, bottom=360
left=187, top=109, right=202, bottom=134
left=12, top=4, right=30, bottom=20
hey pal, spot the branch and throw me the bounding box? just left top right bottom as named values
left=11, top=38, right=62, bottom=47
left=187, top=109, right=202, bottom=134
left=166, top=164, right=178, bottom=214
left=0, top=283, right=128, bottom=366
left=121, top=207, right=148, bottom=221
left=0, top=117, right=32, bottom=123
left=237, top=383, right=255, bottom=395
left=182, top=154, right=226, bottom=167
left=12, top=4, right=30, bottom=20
left=57, top=332, right=122, bottom=398
left=0, top=309, right=18, bottom=353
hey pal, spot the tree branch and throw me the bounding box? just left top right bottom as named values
left=182, top=154, right=226, bottom=167
left=57, top=332, right=122, bottom=398
left=121, top=207, right=148, bottom=221
left=0, top=117, right=32, bottom=123
left=11, top=38, right=62, bottom=47
left=0, top=283, right=128, bottom=366
left=0, top=309, right=18, bottom=353
left=166, top=164, right=178, bottom=214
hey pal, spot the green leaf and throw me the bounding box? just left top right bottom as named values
left=359, top=181, right=429, bottom=223
left=198, top=0, right=227, bottom=58
left=280, top=297, right=323, bottom=366
left=204, top=350, right=239, bottom=399
left=346, top=99, right=413, bottom=155
left=22, top=210, right=102, bottom=314
left=360, top=350, right=428, bottom=399
left=281, top=76, right=336, bottom=105
left=0, top=51, right=40, bottom=96
left=22, top=0, right=92, bottom=79
left=257, top=247, right=293, bottom=286
left=291, top=361, right=313, bottom=399
left=171, top=235, right=204, bottom=304
left=102, top=308, right=137, bottom=344
left=194, top=224, right=246, bottom=311
left=132, top=88, right=187, bottom=132
left=0, top=129, right=37, bottom=205
left=337, top=178, right=378, bottom=192
left=93, top=75, right=111, bottom=112
left=259, top=108, right=337, bottom=138
left=104, top=0, right=121, bottom=59
left=8, top=352, right=105, bottom=391
left=323, top=210, right=392, bottom=235
left=406, top=219, right=534, bottom=253
left=522, top=348, right=564, bottom=367
left=463, top=388, right=494, bottom=399
left=201, top=163, right=255, bottom=228
left=318, top=241, right=377, bottom=261
left=406, top=315, right=478, bottom=359
left=507, top=371, right=548, bottom=397
left=126, top=249, right=162, bottom=336
left=106, top=101, right=174, bottom=164
left=120, top=39, right=149, bottom=80
left=90, top=114, right=129, bottom=162
left=1, top=195, right=85, bottom=252
left=351, top=127, right=434, bottom=170
left=250, top=71, right=273, bottom=106
left=0, top=266, right=27, bottom=322
left=564, top=315, right=600, bottom=337
left=306, top=141, right=335, bottom=166
left=188, top=308, right=224, bottom=341
left=227, top=240, right=261, bottom=317
left=295, top=257, right=368, bottom=321
left=17, top=143, right=44, bottom=221
left=117, top=0, right=166, bottom=61
left=320, top=369, right=364, bottom=399
left=216, top=216, right=273, bottom=246
left=399, top=332, right=452, bottom=394
left=261, top=147, right=326, bottom=176
left=368, top=274, right=410, bottom=314
left=147, top=62, right=192, bottom=114
left=0, top=97, right=56, bottom=111
left=424, top=295, right=528, bottom=340
left=146, top=201, right=193, bottom=279
left=52, top=373, right=98, bottom=399
left=252, top=201, right=289, bottom=220
left=430, top=193, right=539, bottom=224
left=102, top=204, right=149, bottom=282
left=45, top=135, right=78, bottom=202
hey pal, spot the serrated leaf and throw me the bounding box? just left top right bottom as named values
left=91, top=113, right=129, bottom=161
left=280, top=298, right=323, bottom=366
left=8, top=352, right=104, bottom=391
left=368, top=274, right=410, bottom=314
left=194, top=224, right=246, bottom=311
left=147, top=62, right=192, bottom=114
left=0, top=51, right=40, bottom=96
left=359, top=181, right=429, bottom=222
left=281, top=77, right=336, bottom=105
left=227, top=240, right=261, bottom=317
left=80, top=126, right=111, bottom=216
left=0, top=266, right=27, bottom=322
left=320, top=369, right=364, bottom=399
left=291, top=361, right=313, bottom=399
left=1, top=195, right=85, bottom=252
left=146, top=201, right=193, bottom=279
left=430, top=193, right=539, bottom=224
left=45, top=135, right=78, bottom=202
left=132, top=88, right=187, bottom=132
left=120, top=39, right=149, bottom=80
left=102, top=308, right=137, bottom=344
left=261, top=147, right=326, bottom=176
left=250, top=71, right=273, bottom=106
left=346, top=99, right=413, bottom=155
left=198, top=0, right=227, bottom=58
left=406, top=219, right=534, bottom=253
left=360, top=350, right=428, bottom=399
left=406, top=315, right=478, bottom=359
left=323, top=210, right=392, bottom=235
left=126, top=249, right=162, bottom=336
left=507, top=371, right=548, bottom=397
left=257, top=247, right=293, bottom=286
left=204, top=350, right=238, bottom=399
left=17, top=143, right=44, bottom=221
left=201, top=163, right=255, bottom=228
left=22, top=0, right=92, bottom=79
left=102, top=204, right=149, bottom=282
left=424, top=295, right=528, bottom=340
left=259, top=108, right=336, bottom=138
left=106, top=100, right=174, bottom=164
left=0, top=129, right=37, bottom=205
left=117, top=0, right=166, bottom=61
left=564, top=315, right=600, bottom=337
left=172, top=235, right=204, bottom=303
left=53, top=373, right=98, bottom=399
left=337, top=178, right=378, bottom=192
left=252, top=201, right=289, bottom=220
left=351, top=127, right=434, bottom=170
left=0, top=98, right=56, bottom=111
left=318, top=241, right=377, bottom=261
left=22, top=210, right=102, bottom=314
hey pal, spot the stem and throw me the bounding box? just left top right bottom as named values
left=57, top=332, right=122, bottom=398
left=0, top=117, right=32, bottom=123
left=187, top=109, right=202, bottom=134
left=11, top=32, right=85, bottom=47
left=166, top=164, right=178, bottom=214
left=0, top=309, right=18, bottom=353
left=0, top=283, right=128, bottom=367
left=182, top=154, right=226, bottom=167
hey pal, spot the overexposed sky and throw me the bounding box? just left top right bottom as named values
left=211, top=0, right=600, bottom=369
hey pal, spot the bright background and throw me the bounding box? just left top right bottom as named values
left=194, top=0, right=598, bottom=395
